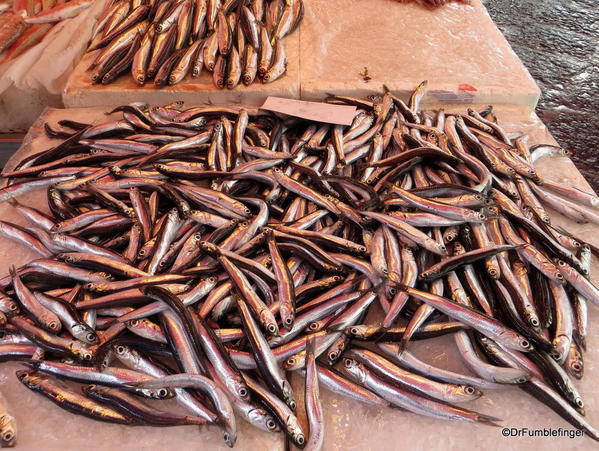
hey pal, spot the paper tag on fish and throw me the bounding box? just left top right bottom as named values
left=261, top=97, right=357, bottom=126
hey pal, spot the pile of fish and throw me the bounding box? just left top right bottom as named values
left=0, top=83, right=598, bottom=448
left=87, top=0, right=303, bottom=87
left=0, top=0, right=92, bottom=64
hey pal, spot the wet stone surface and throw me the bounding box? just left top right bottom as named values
left=483, top=0, right=599, bottom=190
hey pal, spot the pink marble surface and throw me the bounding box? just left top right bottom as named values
left=300, top=0, right=541, bottom=109
left=1, top=105, right=596, bottom=450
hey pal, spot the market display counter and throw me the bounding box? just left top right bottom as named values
left=63, top=0, right=540, bottom=111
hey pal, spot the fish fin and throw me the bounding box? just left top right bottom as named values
left=396, top=338, right=408, bottom=354
left=476, top=414, right=503, bottom=427
left=306, top=335, right=316, bottom=357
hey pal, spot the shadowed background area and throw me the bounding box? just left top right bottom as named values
left=483, top=0, right=599, bottom=191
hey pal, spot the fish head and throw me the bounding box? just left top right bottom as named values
left=282, top=381, right=296, bottom=411
left=346, top=325, right=370, bottom=340
left=228, top=376, right=250, bottom=402
left=566, top=344, right=584, bottom=380
left=43, top=315, right=61, bottom=333
left=0, top=298, right=18, bottom=315
left=259, top=310, right=279, bottom=336
left=70, top=341, right=94, bottom=362
left=223, top=429, right=237, bottom=448
left=113, top=344, right=138, bottom=367
left=248, top=408, right=279, bottom=432
left=458, top=385, right=482, bottom=400
left=0, top=415, right=16, bottom=447
left=342, top=358, right=366, bottom=383
left=283, top=352, right=305, bottom=372
left=286, top=415, right=306, bottom=448
left=551, top=336, right=571, bottom=365
left=71, top=323, right=99, bottom=345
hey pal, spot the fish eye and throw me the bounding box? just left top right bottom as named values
left=465, top=386, right=476, bottom=395
left=389, top=288, right=397, bottom=295
left=289, top=400, right=297, bottom=411
left=530, top=318, right=540, bottom=327
left=516, top=377, right=527, bottom=384
left=296, top=435, right=305, bottom=445
left=350, top=327, right=359, bottom=335
left=266, top=419, right=277, bottom=430
left=49, top=321, right=59, bottom=330
left=284, top=317, right=293, bottom=326
left=238, top=387, right=248, bottom=398
left=9, top=304, right=17, bottom=311
left=116, top=346, right=126, bottom=354
left=158, top=388, right=168, bottom=398
left=343, top=358, right=353, bottom=368
left=576, top=399, right=584, bottom=408
left=309, top=323, right=319, bottom=330
left=572, top=362, right=583, bottom=372
left=267, top=324, right=277, bottom=334
left=329, top=350, right=339, bottom=361
left=2, top=431, right=14, bottom=442
left=287, top=358, right=296, bottom=366
left=87, top=333, right=96, bottom=342
left=129, top=320, right=139, bottom=327
left=520, top=339, right=530, bottom=349
left=84, top=353, right=93, bottom=361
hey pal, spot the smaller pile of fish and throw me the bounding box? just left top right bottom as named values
left=0, top=0, right=93, bottom=64
left=87, top=0, right=303, bottom=87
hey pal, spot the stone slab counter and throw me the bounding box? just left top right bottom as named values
left=63, top=1, right=540, bottom=112
left=1, top=104, right=596, bottom=450
left=63, top=32, right=300, bottom=109
left=300, top=0, right=541, bottom=110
